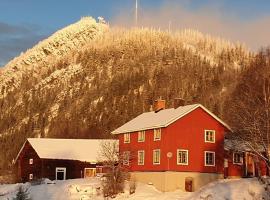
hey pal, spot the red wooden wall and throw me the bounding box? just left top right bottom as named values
left=225, top=151, right=268, bottom=177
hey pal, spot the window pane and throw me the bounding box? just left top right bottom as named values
left=123, top=151, right=130, bottom=165
left=178, top=150, right=188, bottom=164
left=206, top=152, right=214, bottom=165
left=138, top=131, right=145, bottom=142
left=205, top=130, right=215, bottom=142
left=138, top=151, right=144, bottom=165
left=153, top=150, right=160, bottom=164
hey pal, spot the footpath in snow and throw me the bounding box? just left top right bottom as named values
left=0, top=177, right=267, bottom=200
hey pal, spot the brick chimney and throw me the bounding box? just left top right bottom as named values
left=174, top=98, right=185, bottom=109
left=154, top=99, right=165, bottom=112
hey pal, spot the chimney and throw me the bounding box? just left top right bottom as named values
left=174, top=98, right=185, bottom=109
left=154, top=99, right=165, bottom=112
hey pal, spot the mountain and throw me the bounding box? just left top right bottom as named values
left=0, top=17, right=251, bottom=169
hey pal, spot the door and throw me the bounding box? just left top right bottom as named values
left=56, top=167, right=66, bottom=180
left=224, top=159, right=228, bottom=178
left=84, top=168, right=96, bottom=178
left=246, top=153, right=255, bottom=177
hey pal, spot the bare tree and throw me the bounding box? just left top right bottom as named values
left=98, top=140, right=131, bottom=198
left=225, top=48, right=270, bottom=170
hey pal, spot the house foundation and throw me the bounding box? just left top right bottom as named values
left=130, top=171, right=224, bottom=192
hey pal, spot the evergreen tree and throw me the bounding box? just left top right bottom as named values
left=13, top=186, right=31, bottom=200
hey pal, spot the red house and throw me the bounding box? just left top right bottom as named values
left=112, top=99, right=231, bottom=192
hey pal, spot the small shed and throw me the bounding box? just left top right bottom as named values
left=14, top=138, right=118, bottom=182
left=224, top=139, right=267, bottom=178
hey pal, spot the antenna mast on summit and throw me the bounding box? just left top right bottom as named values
left=135, top=0, right=138, bottom=26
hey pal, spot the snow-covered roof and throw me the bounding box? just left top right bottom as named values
left=224, top=139, right=264, bottom=152
left=15, top=138, right=118, bottom=163
left=112, top=104, right=231, bottom=134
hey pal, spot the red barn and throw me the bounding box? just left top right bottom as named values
left=112, top=99, right=231, bottom=192
left=14, top=138, right=117, bottom=182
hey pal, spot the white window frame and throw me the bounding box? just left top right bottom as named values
left=138, top=150, right=145, bottom=165
left=153, top=149, right=161, bottom=165
left=123, top=151, right=130, bottom=166
left=56, top=167, right=66, bottom=180
left=204, top=151, right=215, bottom=166
left=29, top=173, right=33, bottom=180
left=177, top=149, right=189, bottom=165
left=138, top=131, right=145, bottom=142
left=84, top=168, right=97, bottom=178
left=204, top=130, right=215, bottom=143
left=29, top=158, right=33, bottom=165
left=233, top=152, right=243, bottom=165
left=124, top=133, right=130, bottom=143
left=154, top=128, right=161, bottom=141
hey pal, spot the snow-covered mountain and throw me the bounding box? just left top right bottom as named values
left=0, top=17, right=251, bottom=169
left=0, top=17, right=108, bottom=99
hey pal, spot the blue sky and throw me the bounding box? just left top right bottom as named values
left=1, top=0, right=270, bottom=66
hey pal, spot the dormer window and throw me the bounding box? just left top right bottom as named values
left=124, top=133, right=130, bottom=143
left=138, top=131, right=145, bottom=142
left=205, top=130, right=215, bottom=143
left=154, top=128, right=161, bottom=141
left=29, top=158, right=33, bottom=165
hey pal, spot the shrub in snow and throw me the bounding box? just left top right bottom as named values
left=101, top=167, right=128, bottom=198
left=129, top=180, right=136, bottom=195
left=199, top=193, right=213, bottom=200
left=257, top=176, right=270, bottom=199
left=13, top=185, right=31, bottom=200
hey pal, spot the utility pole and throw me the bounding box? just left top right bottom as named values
left=169, top=20, right=172, bottom=33
left=135, top=0, right=138, bottom=26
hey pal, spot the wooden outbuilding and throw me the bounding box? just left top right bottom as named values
left=14, top=138, right=117, bottom=182
left=224, top=139, right=267, bottom=178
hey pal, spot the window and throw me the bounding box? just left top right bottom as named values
left=233, top=152, right=243, bottom=165
left=29, top=158, right=33, bottom=165
left=154, top=128, right=161, bottom=141
left=138, top=131, right=145, bottom=142
left=29, top=174, right=33, bottom=180
left=153, top=149, right=161, bottom=165
left=205, top=151, right=215, bottom=166
left=177, top=149, right=189, bottom=165
left=205, top=130, right=215, bottom=143
left=123, top=151, right=130, bottom=165
left=138, top=150, right=145, bottom=165
left=84, top=168, right=97, bottom=178
left=124, top=133, right=130, bottom=143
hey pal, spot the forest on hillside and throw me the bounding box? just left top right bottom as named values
left=0, top=23, right=259, bottom=170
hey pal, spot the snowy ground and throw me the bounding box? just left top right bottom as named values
left=0, top=178, right=267, bottom=200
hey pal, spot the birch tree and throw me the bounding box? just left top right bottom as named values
left=225, top=48, right=270, bottom=169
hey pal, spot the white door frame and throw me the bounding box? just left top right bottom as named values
left=56, top=167, right=66, bottom=180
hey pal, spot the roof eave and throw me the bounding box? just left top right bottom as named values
left=111, top=125, right=167, bottom=135
left=111, top=104, right=232, bottom=135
